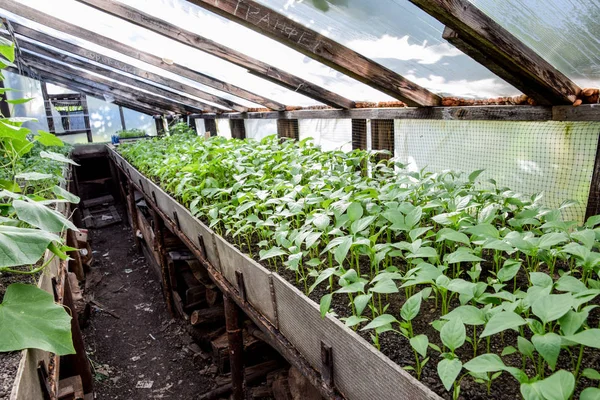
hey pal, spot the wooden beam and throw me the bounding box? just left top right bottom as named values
left=184, top=0, right=440, bottom=107
left=9, top=65, right=171, bottom=116
left=552, top=104, right=600, bottom=121
left=0, top=1, right=285, bottom=111
left=74, top=0, right=355, bottom=109
left=229, top=119, right=246, bottom=139
left=204, top=118, right=217, bottom=136
left=5, top=23, right=245, bottom=112
left=192, top=105, right=553, bottom=121
left=585, top=133, right=600, bottom=221
left=17, top=53, right=197, bottom=114
left=118, top=105, right=126, bottom=131
left=410, top=0, right=580, bottom=105
left=12, top=40, right=222, bottom=113
left=0, top=79, right=10, bottom=117
left=371, top=120, right=394, bottom=160
left=39, top=81, right=55, bottom=132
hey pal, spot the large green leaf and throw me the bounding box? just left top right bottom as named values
left=39, top=150, right=79, bottom=166
left=440, top=317, right=465, bottom=352
left=532, top=333, right=561, bottom=370
left=34, top=130, right=64, bottom=147
left=400, top=292, right=422, bottom=321
left=409, top=334, right=429, bottom=358
left=13, top=200, right=77, bottom=232
left=564, top=329, right=600, bottom=349
left=437, top=358, right=462, bottom=391
left=532, top=294, right=573, bottom=325
left=581, top=388, right=600, bottom=400
left=538, top=370, right=575, bottom=400
left=481, top=311, right=526, bottom=338
left=0, top=283, right=74, bottom=355
left=463, top=353, right=506, bottom=373
left=52, top=186, right=80, bottom=204
left=0, top=225, right=60, bottom=267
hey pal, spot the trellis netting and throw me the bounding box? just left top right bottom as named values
left=211, top=118, right=599, bottom=223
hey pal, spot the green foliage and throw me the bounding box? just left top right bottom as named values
left=117, top=128, right=147, bottom=138
left=119, top=132, right=600, bottom=397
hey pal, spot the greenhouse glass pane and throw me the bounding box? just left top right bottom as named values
left=4, top=71, right=49, bottom=133
left=469, top=0, right=600, bottom=88
left=122, top=107, right=158, bottom=136
left=253, top=0, right=520, bottom=98
left=87, top=96, right=121, bottom=142
left=0, top=0, right=323, bottom=106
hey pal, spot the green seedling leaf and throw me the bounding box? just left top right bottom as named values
left=520, top=382, right=543, bottom=400
left=465, top=223, right=499, bottom=239
left=532, top=333, right=561, bottom=370
left=469, top=169, right=485, bottom=182
left=347, top=202, right=363, bottom=222
left=530, top=272, right=553, bottom=288
left=558, top=309, right=588, bottom=336
left=259, top=247, right=287, bottom=260
left=532, top=294, right=573, bottom=325
left=320, top=294, right=332, bottom=318
left=571, top=229, right=596, bottom=250
left=502, top=346, right=517, bottom=356
left=0, top=283, right=74, bottom=355
left=497, top=259, right=521, bottom=283
left=518, top=336, right=535, bottom=358
left=437, top=228, right=470, bottom=245
left=334, top=236, right=353, bottom=266
left=538, top=370, right=575, bottom=400
left=554, top=275, right=587, bottom=293
left=353, top=294, right=372, bottom=316
left=463, top=353, right=506, bottom=373
left=39, top=150, right=79, bottom=165
left=564, top=329, right=600, bottom=349
left=442, top=305, right=485, bottom=326
left=308, top=268, right=336, bottom=293
left=582, top=368, right=600, bottom=381
left=361, top=314, right=398, bottom=331
left=400, top=292, right=422, bottom=321
left=538, top=232, right=568, bottom=249
left=34, top=130, right=64, bottom=147
left=445, top=248, right=484, bottom=264
left=437, top=358, right=462, bottom=391
left=343, top=315, right=368, bottom=328
left=481, top=311, right=526, bottom=338
left=0, top=225, right=60, bottom=267
left=440, top=317, right=466, bottom=352
left=52, top=186, right=80, bottom=204
left=350, top=215, right=376, bottom=234
left=581, top=388, right=600, bottom=400
left=410, top=334, right=428, bottom=358
left=370, top=278, right=398, bottom=294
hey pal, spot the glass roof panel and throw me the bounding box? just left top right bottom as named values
left=252, top=0, right=520, bottom=98
left=2, top=0, right=320, bottom=106
left=469, top=0, right=600, bottom=88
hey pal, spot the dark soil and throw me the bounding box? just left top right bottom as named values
left=82, top=216, right=215, bottom=399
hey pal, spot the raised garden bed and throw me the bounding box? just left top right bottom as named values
left=109, top=136, right=600, bottom=400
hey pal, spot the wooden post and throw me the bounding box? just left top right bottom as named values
left=204, top=118, right=217, bottom=137
left=40, top=82, right=55, bottom=133
left=126, top=182, right=141, bottom=249
left=155, top=118, right=165, bottom=136
left=66, top=230, right=84, bottom=281
left=585, top=133, right=600, bottom=221
left=230, top=119, right=246, bottom=139
left=150, top=208, right=175, bottom=316
left=0, top=79, right=10, bottom=118
left=61, top=274, right=94, bottom=394
left=371, top=120, right=394, bottom=160
left=277, top=119, right=299, bottom=140
left=224, top=294, right=244, bottom=400
left=351, top=119, right=367, bottom=150
left=118, top=105, right=126, bottom=131
left=80, top=94, right=93, bottom=143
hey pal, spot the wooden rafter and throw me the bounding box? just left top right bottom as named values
left=184, top=0, right=441, bottom=107
left=0, top=1, right=286, bottom=111
left=3, top=21, right=246, bottom=112
left=17, top=54, right=196, bottom=114
left=10, top=36, right=224, bottom=114
left=74, top=0, right=356, bottom=109
left=409, top=0, right=581, bottom=106
left=12, top=66, right=167, bottom=116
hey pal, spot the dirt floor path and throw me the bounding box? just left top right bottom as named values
left=82, top=215, right=214, bottom=399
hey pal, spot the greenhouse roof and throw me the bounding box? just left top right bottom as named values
left=1, top=0, right=598, bottom=117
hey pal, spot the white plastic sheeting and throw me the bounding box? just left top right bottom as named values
left=4, top=71, right=49, bottom=133
left=194, top=118, right=206, bottom=136
left=394, top=120, right=600, bottom=222
left=299, top=119, right=352, bottom=152
left=245, top=119, right=278, bottom=141
left=217, top=119, right=232, bottom=139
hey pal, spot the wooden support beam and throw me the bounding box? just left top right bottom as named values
left=371, top=120, right=394, bottom=160
left=185, top=0, right=440, bottom=107
left=552, top=104, right=600, bottom=121
left=118, top=105, right=126, bottom=131
left=192, top=105, right=553, bottom=121
left=224, top=295, right=245, bottom=400
left=0, top=79, right=10, bottom=117
left=17, top=54, right=194, bottom=114
left=4, top=23, right=245, bottom=112
left=410, top=0, right=580, bottom=105
left=0, top=1, right=285, bottom=111
left=229, top=119, right=246, bottom=139
left=10, top=66, right=167, bottom=116
left=204, top=118, right=217, bottom=137
left=585, top=133, right=600, bottom=221
left=277, top=119, right=298, bottom=140
left=39, top=81, right=55, bottom=132
left=75, top=0, right=355, bottom=109
left=351, top=119, right=367, bottom=150
left=16, top=43, right=220, bottom=114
